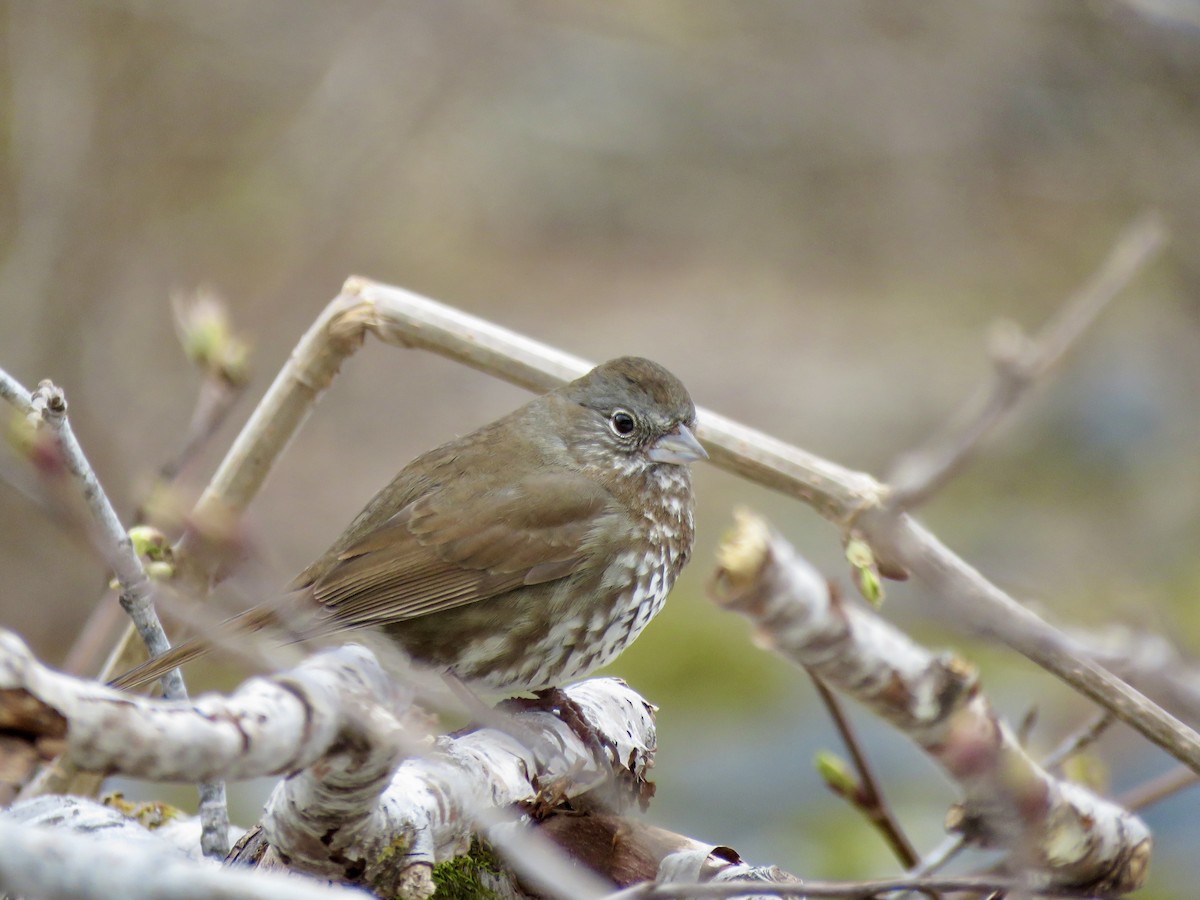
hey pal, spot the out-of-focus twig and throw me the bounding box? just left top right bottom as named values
left=1119, top=764, right=1199, bottom=813
left=887, top=213, right=1167, bottom=510
left=905, top=834, right=968, bottom=878
left=809, top=676, right=924, bottom=874
left=603, top=873, right=1103, bottom=899
left=1042, top=711, right=1116, bottom=773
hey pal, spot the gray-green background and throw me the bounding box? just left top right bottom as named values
left=3, top=2, right=1200, bottom=895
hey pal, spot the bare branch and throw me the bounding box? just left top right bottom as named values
left=809, top=677, right=923, bottom=873
left=128, top=271, right=1200, bottom=778
left=0, top=628, right=657, bottom=899
left=340, top=277, right=1200, bottom=774
left=887, top=213, right=1167, bottom=509
left=255, top=677, right=653, bottom=898
left=0, top=631, right=404, bottom=783
left=0, top=377, right=180, bottom=689
left=1042, top=711, right=1116, bottom=773
left=1119, top=764, right=1199, bottom=813
left=858, top=511, right=1200, bottom=776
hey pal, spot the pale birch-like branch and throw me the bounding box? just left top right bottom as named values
left=0, top=627, right=658, bottom=898
left=0, top=816, right=367, bottom=900
left=0, top=631, right=403, bottom=783
left=708, top=510, right=1151, bottom=894
left=248, top=676, right=655, bottom=899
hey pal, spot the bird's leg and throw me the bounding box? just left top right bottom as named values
left=444, top=677, right=615, bottom=781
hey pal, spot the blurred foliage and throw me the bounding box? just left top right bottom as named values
left=4, top=1, right=1200, bottom=893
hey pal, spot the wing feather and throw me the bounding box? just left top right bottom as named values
left=305, top=469, right=616, bottom=633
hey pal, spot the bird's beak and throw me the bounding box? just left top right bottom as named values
left=647, top=423, right=708, bottom=465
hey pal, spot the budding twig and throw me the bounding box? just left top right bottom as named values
left=809, top=676, right=924, bottom=873
left=0, top=369, right=232, bottom=857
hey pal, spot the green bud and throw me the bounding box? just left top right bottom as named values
left=815, top=750, right=858, bottom=796
left=128, top=525, right=172, bottom=562
left=846, top=537, right=884, bottom=606
left=145, top=560, right=175, bottom=582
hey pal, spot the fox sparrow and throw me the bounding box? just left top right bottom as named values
left=115, top=356, right=705, bottom=694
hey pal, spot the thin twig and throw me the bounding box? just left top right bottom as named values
left=861, top=512, right=1200, bottom=775
left=0, top=370, right=231, bottom=858
left=1118, top=764, right=1200, bottom=812
left=603, top=873, right=1092, bottom=899
left=887, top=213, right=1167, bottom=510
left=4, top=378, right=184, bottom=695
left=904, top=834, right=968, bottom=878
left=809, top=675, right=923, bottom=872
left=1042, top=711, right=1116, bottom=772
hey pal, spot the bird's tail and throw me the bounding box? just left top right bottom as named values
left=108, top=606, right=281, bottom=691
left=109, top=637, right=213, bottom=691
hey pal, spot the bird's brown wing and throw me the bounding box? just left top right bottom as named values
left=304, top=470, right=618, bottom=632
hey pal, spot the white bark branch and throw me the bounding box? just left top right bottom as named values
left=251, top=677, right=654, bottom=898
left=709, top=510, right=1151, bottom=894
left=0, top=816, right=367, bottom=900
left=0, top=630, right=402, bottom=783
left=0, top=629, right=659, bottom=898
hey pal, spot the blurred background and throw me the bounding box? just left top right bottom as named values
left=3, top=1, right=1200, bottom=895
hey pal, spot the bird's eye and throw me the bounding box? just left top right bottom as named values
left=609, top=410, right=636, bottom=436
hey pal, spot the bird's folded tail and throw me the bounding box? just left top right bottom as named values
left=108, top=606, right=282, bottom=691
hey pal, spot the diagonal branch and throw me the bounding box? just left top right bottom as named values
left=88, top=218, right=1197, bottom=776
left=809, top=676, right=923, bottom=873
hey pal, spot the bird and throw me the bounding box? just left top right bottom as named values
left=113, top=356, right=706, bottom=696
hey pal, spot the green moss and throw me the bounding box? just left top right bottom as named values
left=431, top=838, right=506, bottom=899
left=375, top=834, right=410, bottom=866
left=101, top=791, right=181, bottom=830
